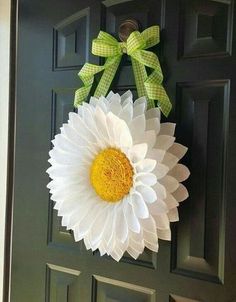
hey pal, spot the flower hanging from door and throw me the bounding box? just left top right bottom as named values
left=47, top=25, right=190, bottom=261
left=47, top=91, right=189, bottom=261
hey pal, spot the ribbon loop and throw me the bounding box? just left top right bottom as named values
left=74, top=25, right=172, bottom=116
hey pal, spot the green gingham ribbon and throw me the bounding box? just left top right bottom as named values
left=74, top=25, right=172, bottom=116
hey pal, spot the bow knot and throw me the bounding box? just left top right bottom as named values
left=74, top=25, right=172, bottom=117
left=119, top=42, right=127, bottom=54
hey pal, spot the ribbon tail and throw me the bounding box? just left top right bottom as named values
left=74, top=63, right=104, bottom=107
left=131, top=57, right=155, bottom=109
left=94, top=55, right=122, bottom=98
left=145, top=70, right=172, bottom=117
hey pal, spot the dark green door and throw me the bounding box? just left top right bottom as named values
left=9, top=0, right=236, bottom=301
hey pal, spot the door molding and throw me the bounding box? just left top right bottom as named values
left=2, top=0, right=17, bottom=301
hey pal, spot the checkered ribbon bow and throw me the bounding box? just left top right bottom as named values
left=74, top=25, right=172, bottom=116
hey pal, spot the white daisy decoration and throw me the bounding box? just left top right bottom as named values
left=47, top=91, right=190, bottom=261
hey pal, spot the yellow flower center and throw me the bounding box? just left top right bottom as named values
left=90, top=148, right=134, bottom=202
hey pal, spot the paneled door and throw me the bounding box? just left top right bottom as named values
left=9, top=0, right=236, bottom=301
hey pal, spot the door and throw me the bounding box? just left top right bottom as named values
left=9, top=0, right=236, bottom=301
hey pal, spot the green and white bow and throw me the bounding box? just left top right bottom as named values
left=74, top=25, right=172, bottom=117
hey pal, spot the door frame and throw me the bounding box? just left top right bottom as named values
left=1, top=0, right=17, bottom=301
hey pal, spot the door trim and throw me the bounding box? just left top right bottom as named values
left=2, top=0, right=17, bottom=301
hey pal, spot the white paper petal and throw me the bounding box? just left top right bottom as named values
left=162, top=152, right=179, bottom=170
left=140, top=216, right=157, bottom=234
left=137, top=130, right=156, bottom=148
left=133, top=102, right=146, bottom=118
left=167, top=208, right=179, bottom=222
left=148, top=199, right=168, bottom=215
left=157, top=228, right=171, bottom=240
left=155, top=135, right=175, bottom=150
left=168, top=164, right=190, bottom=182
left=118, top=102, right=133, bottom=124
left=121, top=90, right=132, bottom=103
left=135, top=158, right=156, bottom=173
left=146, top=118, right=160, bottom=134
left=164, top=192, right=179, bottom=210
left=159, top=123, right=176, bottom=136
left=152, top=163, right=169, bottom=179
left=154, top=214, right=170, bottom=230
left=159, top=175, right=179, bottom=193
left=129, top=143, right=147, bottom=163
left=168, top=143, right=188, bottom=160
left=136, top=172, right=157, bottom=186
left=146, top=148, right=166, bottom=163
left=130, top=192, right=149, bottom=219
left=124, top=201, right=141, bottom=233
left=129, top=115, right=146, bottom=141
left=145, top=107, right=160, bottom=120
left=109, top=95, right=122, bottom=115
left=172, top=184, right=189, bottom=202
left=111, top=205, right=128, bottom=244
left=136, top=185, right=157, bottom=204
left=152, top=182, right=167, bottom=200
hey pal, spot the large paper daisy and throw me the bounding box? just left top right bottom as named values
left=47, top=91, right=190, bottom=261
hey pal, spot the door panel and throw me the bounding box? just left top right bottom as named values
left=10, top=0, right=236, bottom=301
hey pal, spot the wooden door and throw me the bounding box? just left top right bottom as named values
left=9, top=0, right=236, bottom=301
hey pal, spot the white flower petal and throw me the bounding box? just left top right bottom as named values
left=135, top=158, right=156, bottom=173
left=137, top=130, right=156, bottom=148
left=130, top=192, right=149, bottom=219
left=153, top=182, right=167, bottom=200
left=129, top=143, right=147, bottom=163
left=109, top=95, right=122, bottom=115
left=106, top=91, right=115, bottom=100
left=152, top=163, right=169, bottom=179
left=94, top=107, right=110, bottom=141
left=118, top=102, right=133, bottom=124
left=154, top=214, right=170, bottom=230
left=155, top=135, right=175, bottom=150
left=62, top=124, right=89, bottom=147
left=144, top=241, right=159, bottom=252
left=68, top=112, right=98, bottom=144
left=162, top=152, right=179, bottom=170
left=124, top=201, right=140, bottom=233
left=133, top=102, right=146, bottom=117
left=89, top=96, right=99, bottom=107
left=134, top=96, right=147, bottom=108
left=143, top=230, right=158, bottom=246
left=127, top=246, right=141, bottom=259
left=121, top=90, right=132, bottom=103
left=129, top=115, right=146, bottom=141
left=140, top=216, right=157, bottom=234
left=159, top=175, right=179, bottom=193
left=172, top=184, right=189, bottom=202
left=89, top=205, right=110, bottom=245
left=146, top=148, right=165, bottom=163
left=168, top=164, right=190, bottom=182
left=115, top=207, right=128, bottom=243
left=157, top=228, right=171, bottom=240
left=167, top=208, right=179, bottom=222
left=136, top=172, right=157, bottom=186
left=146, top=118, right=160, bottom=134
left=148, top=199, right=168, bottom=215
left=164, top=192, right=179, bottom=209
left=159, top=123, right=176, bottom=136
left=168, top=143, right=188, bottom=160
left=129, top=238, right=144, bottom=253
left=145, top=107, right=160, bottom=120
left=136, top=185, right=157, bottom=203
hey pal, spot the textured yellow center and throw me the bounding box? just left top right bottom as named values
left=90, top=148, right=134, bottom=202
